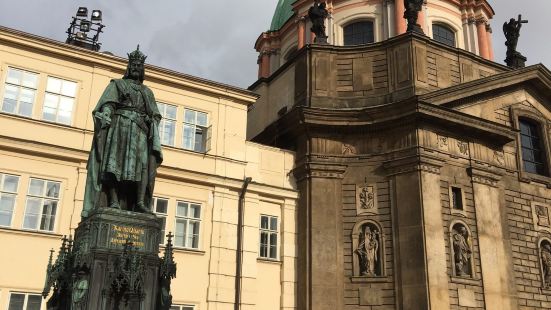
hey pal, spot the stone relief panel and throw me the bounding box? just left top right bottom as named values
left=352, top=221, right=383, bottom=277
left=451, top=222, right=474, bottom=278
left=532, top=202, right=551, bottom=233
left=438, top=135, right=449, bottom=151
left=457, top=140, right=469, bottom=156
left=356, top=184, right=377, bottom=215
left=541, top=239, right=551, bottom=289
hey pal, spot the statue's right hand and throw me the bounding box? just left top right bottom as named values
left=95, top=111, right=111, bottom=128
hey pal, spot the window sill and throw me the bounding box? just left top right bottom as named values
left=0, top=226, right=62, bottom=238
left=350, top=276, right=392, bottom=283
left=0, top=111, right=84, bottom=133
left=519, top=171, right=551, bottom=188
left=171, top=246, right=206, bottom=255
left=450, top=276, right=480, bottom=286
left=257, top=258, right=282, bottom=264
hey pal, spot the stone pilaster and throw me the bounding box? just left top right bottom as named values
left=294, top=161, right=347, bottom=310
left=385, top=154, right=450, bottom=310
left=468, top=165, right=518, bottom=310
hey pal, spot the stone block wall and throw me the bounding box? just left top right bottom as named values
left=505, top=188, right=551, bottom=309
left=342, top=178, right=395, bottom=309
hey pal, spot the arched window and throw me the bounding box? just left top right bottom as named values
left=519, top=118, right=547, bottom=175
left=432, top=24, right=456, bottom=47
left=344, top=21, right=374, bottom=46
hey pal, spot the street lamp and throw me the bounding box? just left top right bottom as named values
left=65, top=7, right=105, bottom=51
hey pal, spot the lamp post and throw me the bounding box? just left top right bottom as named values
left=65, top=7, right=105, bottom=51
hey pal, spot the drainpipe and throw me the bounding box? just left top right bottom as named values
left=234, top=177, right=252, bottom=310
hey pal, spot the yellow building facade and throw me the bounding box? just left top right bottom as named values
left=0, top=26, right=297, bottom=310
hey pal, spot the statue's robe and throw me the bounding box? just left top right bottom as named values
left=82, top=79, right=163, bottom=217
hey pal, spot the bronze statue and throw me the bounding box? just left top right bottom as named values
left=503, top=15, right=528, bottom=68
left=355, top=225, right=379, bottom=276
left=82, top=46, right=163, bottom=216
left=308, top=0, right=329, bottom=44
left=452, top=226, right=472, bottom=277
left=542, top=242, right=551, bottom=289
left=404, top=0, right=424, bottom=34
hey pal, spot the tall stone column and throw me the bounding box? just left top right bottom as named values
left=385, top=155, right=450, bottom=310
left=476, top=19, right=489, bottom=59
left=261, top=51, right=271, bottom=78
left=486, top=25, right=494, bottom=60
left=395, top=0, right=406, bottom=35
left=298, top=18, right=306, bottom=49
left=468, top=166, right=517, bottom=310
left=294, top=162, right=347, bottom=310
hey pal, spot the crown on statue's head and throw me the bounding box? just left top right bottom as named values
left=127, top=45, right=147, bottom=64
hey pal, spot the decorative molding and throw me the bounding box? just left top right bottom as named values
left=292, top=162, right=347, bottom=181
left=383, top=155, right=444, bottom=176
left=467, top=166, right=502, bottom=187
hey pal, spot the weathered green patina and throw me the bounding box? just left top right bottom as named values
left=82, top=46, right=163, bottom=217
left=270, top=0, right=295, bottom=31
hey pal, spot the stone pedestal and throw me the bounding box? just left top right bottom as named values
left=75, top=208, right=162, bottom=310
left=45, top=208, right=164, bottom=310
left=505, top=52, right=527, bottom=69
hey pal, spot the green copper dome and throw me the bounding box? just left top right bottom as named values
left=270, top=0, right=295, bottom=31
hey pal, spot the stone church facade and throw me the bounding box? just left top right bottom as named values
left=249, top=1, right=551, bottom=309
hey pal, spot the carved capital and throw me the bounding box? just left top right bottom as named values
left=383, top=155, right=444, bottom=176
left=467, top=165, right=502, bottom=187
left=292, top=162, right=347, bottom=181
left=475, top=18, right=487, bottom=26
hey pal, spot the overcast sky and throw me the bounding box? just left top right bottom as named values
left=0, top=1, right=549, bottom=88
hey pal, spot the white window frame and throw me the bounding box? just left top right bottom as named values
left=174, top=201, right=201, bottom=250
left=259, top=215, right=279, bottom=260
left=7, top=292, right=42, bottom=310
left=0, top=173, right=19, bottom=227
left=153, top=196, right=169, bottom=245
left=182, top=108, right=211, bottom=153
left=157, top=102, right=177, bottom=147
left=1, top=67, right=39, bottom=117
left=23, top=178, right=61, bottom=232
left=42, top=76, right=77, bottom=125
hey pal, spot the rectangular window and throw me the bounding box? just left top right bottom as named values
left=23, top=178, right=60, bottom=232
left=519, top=119, right=547, bottom=175
left=182, top=108, right=209, bottom=153
left=170, top=305, right=195, bottom=310
left=451, top=187, right=463, bottom=210
left=8, top=292, right=42, bottom=310
left=259, top=215, right=278, bottom=259
left=157, top=103, right=177, bottom=146
left=175, top=201, right=201, bottom=249
left=153, top=197, right=169, bottom=244
left=43, top=77, right=77, bottom=125
left=2, top=67, right=38, bottom=117
left=0, top=173, right=20, bottom=227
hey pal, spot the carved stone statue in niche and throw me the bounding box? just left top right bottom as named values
left=541, top=241, right=551, bottom=289
left=355, top=224, right=380, bottom=276
left=452, top=223, right=473, bottom=277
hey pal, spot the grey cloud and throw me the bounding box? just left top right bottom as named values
left=0, top=0, right=549, bottom=88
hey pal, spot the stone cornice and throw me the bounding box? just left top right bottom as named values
left=421, top=64, right=551, bottom=108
